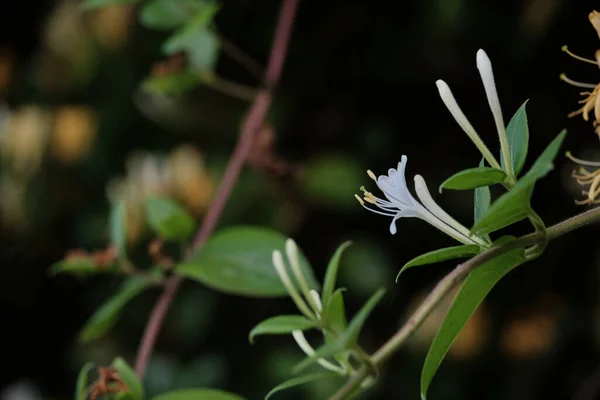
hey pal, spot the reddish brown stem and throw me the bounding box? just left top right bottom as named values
left=133, top=0, right=300, bottom=378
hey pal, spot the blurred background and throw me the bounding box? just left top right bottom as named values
left=2, top=0, right=600, bottom=399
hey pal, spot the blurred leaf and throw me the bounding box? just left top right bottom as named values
left=439, top=167, right=505, bottom=192
left=50, top=256, right=116, bottom=276
left=151, top=388, right=245, bottom=400
left=341, top=240, right=392, bottom=297
left=265, top=373, right=339, bottom=400
left=324, top=289, right=347, bottom=334
left=162, top=5, right=220, bottom=71
left=502, top=101, right=529, bottom=177
left=293, top=339, right=346, bottom=373
left=142, top=70, right=201, bottom=95
left=140, top=0, right=214, bottom=31
left=396, top=245, right=480, bottom=279
left=321, top=241, right=352, bottom=308
left=112, top=357, right=143, bottom=400
left=146, top=197, right=196, bottom=241
left=471, top=130, right=566, bottom=235
left=474, top=159, right=491, bottom=225
left=301, top=153, right=364, bottom=209
left=110, top=200, right=127, bottom=258
left=249, top=315, right=318, bottom=344
left=177, top=226, right=319, bottom=297
left=421, top=237, right=525, bottom=399
left=82, top=0, right=139, bottom=10
left=80, top=278, right=152, bottom=342
left=76, top=362, right=95, bottom=400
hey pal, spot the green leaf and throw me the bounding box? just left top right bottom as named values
left=249, top=315, right=318, bottom=344
left=110, top=200, right=127, bottom=258
left=324, top=289, right=347, bottom=334
left=50, top=256, right=113, bottom=276
left=265, top=373, right=340, bottom=400
left=140, top=0, right=214, bottom=30
left=76, top=362, right=95, bottom=400
left=321, top=241, right=352, bottom=308
left=112, top=357, right=143, bottom=400
left=79, top=278, right=151, bottom=342
left=142, top=70, right=201, bottom=94
left=146, top=197, right=196, bottom=241
left=502, top=101, right=529, bottom=176
left=82, top=0, right=139, bottom=10
left=439, top=167, right=506, bottom=192
left=151, top=388, right=245, bottom=400
left=474, top=160, right=491, bottom=225
left=420, top=237, right=526, bottom=399
left=177, top=226, right=319, bottom=297
left=471, top=130, right=566, bottom=235
left=396, top=245, right=481, bottom=280
left=293, top=339, right=346, bottom=373
left=343, top=288, right=386, bottom=345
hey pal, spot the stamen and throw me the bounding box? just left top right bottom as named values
left=562, top=45, right=598, bottom=65
left=354, top=194, right=365, bottom=206
left=560, top=73, right=598, bottom=89
left=566, top=151, right=600, bottom=166
left=367, top=170, right=377, bottom=181
left=364, top=192, right=377, bottom=204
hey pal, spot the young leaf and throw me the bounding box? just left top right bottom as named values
left=474, top=160, right=491, bottom=225
left=76, top=362, right=95, bottom=400
left=324, top=289, right=347, bottom=334
left=146, top=197, right=196, bottom=241
left=50, top=256, right=117, bottom=276
left=109, top=200, right=127, bottom=258
left=176, top=226, right=319, bottom=297
left=321, top=241, right=352, bottom=308
left=502, top=101, right=529, bottom=177
left=82, top=0, right=139, bottom=10
left=142, top=70, right=201, bottom=94
left=439, top=167, right=506, bottom=192
left=396, top=245, right=480, bottom=280
left=151, top=388, right=245, bottom=400
left=112, top=357, right=143, bottom=400
left=249, top=315, right=318, bottom=344
left=265, top=372, right=340, bottom=400
left=420, top=238, right=526, bottom=399
left=140, top=0, right=211, bottom=31
left=343, top=288, right=386, bottom=345
left=163, top=28, right=218, bottom=72
left=471, top=130, right=566, bottom=235
left=79, top=278, right=152, bottom=342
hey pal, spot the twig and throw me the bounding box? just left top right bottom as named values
left=329, top=206, right=600, bottom=399
left=214, top=32, right=264, bottom=79
left=133, top=0, right=300, bottom=378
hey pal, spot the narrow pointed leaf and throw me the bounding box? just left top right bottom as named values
left=265, top=372, right=340, bottom=400
left=474, top=160, right=491, bottom=225
left=151, top=388, right=245, bottom=400
left=502, top=101, right=529, bottom=176
left=471, top=130, right=566, bottom=235
left=111, top=357, right=143, bottom=400
left=324, top=289, right=347, bottom=334
left=321, top=241, right=352, bottom=307
left=140, top=0, right=211, bottom=31
left=249, top=315, right=318, bottom=344
left=343, top=288, right=386, bottom=345
left=50, top=256, right=119, bottom=276
left=420, top=238, right=526, bottom=399
left=439, top=167, right=506, bottom=192
left=396, top=245, right=480, bottom=280
left=76, top=362, right=95, bottom=400
left=177, top=226, right=319, bottom=297
left=79, top=278, right=152, bottom=342
left=109, top=200, right=127, bottom=258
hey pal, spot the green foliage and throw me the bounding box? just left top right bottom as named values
left=75, top=362, right=95, bottom=400
left=396, top=245, right=481, bottom=280
left=110, top=200, right=127, bottom=258
left=50, top=256, right=117, bottom=276
left=176, top=226, right=319, bottom=297
left=471, top=130, right=566, bottom=235
left=81, top=0, right=139, bottom=10
left=321, top=241, right=352, bottom=308
left=420, top=237, right=525, bottom=399
left=140, top=0, right=216, bottom=31
left=473, top=160, right=491, bottom=225
left=112, top=357, right=144, bottom=400
left=324, top=289, right=347, bottom=334
left=151, top=388, right=245, bottom=400
left=146, top=197, right=196, bottom=241
left=142, top=71, right=201, bottom=94
left=439, top=167, right=506, bottom=192
left=249, top=315, right=318, bottom=344
left=502, top=101, right=529, bottom=177
left=79, top=278, right=153, bottom=342
left=265, top=373, right=340, bottom=400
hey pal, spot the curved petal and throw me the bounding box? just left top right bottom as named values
left=389, top=209, right=418, bottom=235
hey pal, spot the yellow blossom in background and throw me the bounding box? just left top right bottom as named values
left=86, top=5, right=133, bottom=51
left=51, top=106, right=97, bottom=164
left=169, top=145, right=215, bottom=216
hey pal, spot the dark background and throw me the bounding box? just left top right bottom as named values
left=2, top=0, right=600, bottom=399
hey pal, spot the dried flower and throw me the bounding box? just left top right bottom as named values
left=566, top=151, right=600, bottom=204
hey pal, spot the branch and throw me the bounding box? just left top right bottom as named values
left=133, top=0, right=300, bottom=378
left=329, top=206, right=600, bottom=400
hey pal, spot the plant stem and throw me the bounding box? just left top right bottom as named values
left=133, top=0, right=300, bottom=378
left=329, top=206, right=600, bottom=400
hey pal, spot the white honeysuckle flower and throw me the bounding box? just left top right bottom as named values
left=309, top=289, right=323, bottom=315
left=292, top=330, right=346, bottom=374
left=272, top=250, right=316, bottom=320
left=355, top=155, right=487, bottom=246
